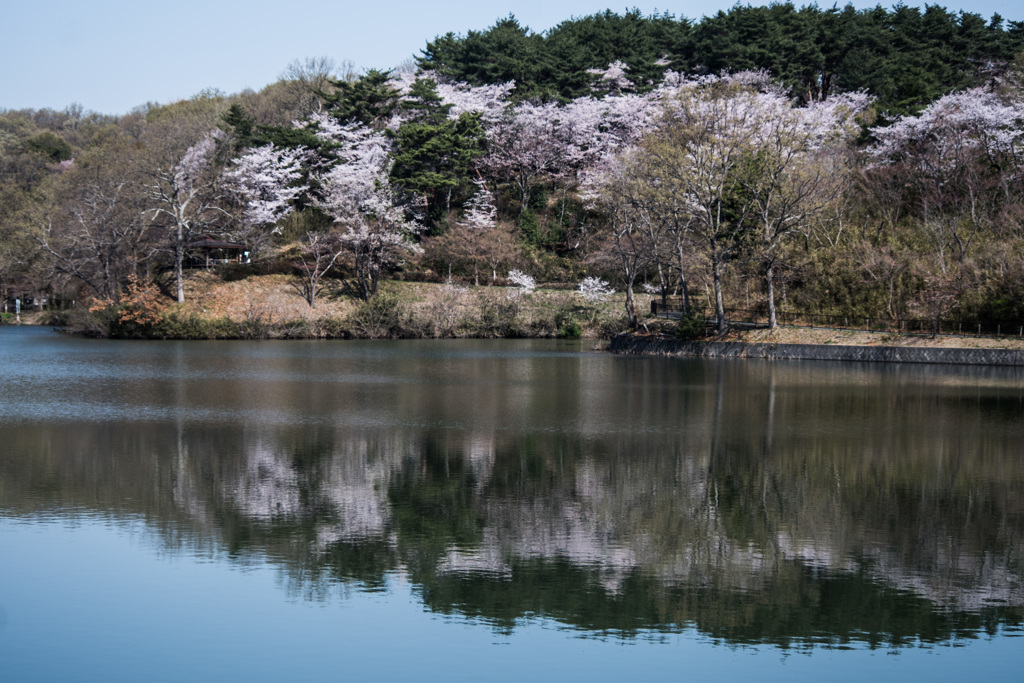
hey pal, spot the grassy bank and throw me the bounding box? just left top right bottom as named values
left=51, top=272, right=632, bottom=340
left=17, top=270, right=1024, bottom=351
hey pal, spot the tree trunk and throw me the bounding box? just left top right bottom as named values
left=712, top=259, right=726, bottom=335
left=175, top=223, right=186, bottom=304
left=765, top=261, right=777, bottom=329
left=624, top=281, right=638, bottom=328
left=675, top=242, right=691, bottom=313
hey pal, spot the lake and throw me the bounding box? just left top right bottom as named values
left=1, top=326, right=1022, bottom=681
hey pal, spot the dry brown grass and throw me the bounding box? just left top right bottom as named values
left=166, top=273, right=631, bottom=339
left=177, top=271, right=356, bottom=323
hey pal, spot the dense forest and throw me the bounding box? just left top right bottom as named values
left=2, top=2, right=1024, bottom=337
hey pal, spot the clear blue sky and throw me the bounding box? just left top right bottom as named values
left=1, top=1, right=1020, bottom=115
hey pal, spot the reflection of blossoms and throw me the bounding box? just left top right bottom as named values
left=579, top=277, right=615, bottom=303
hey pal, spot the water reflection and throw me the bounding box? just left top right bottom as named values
left=1, top=329, right=1022, bottom=648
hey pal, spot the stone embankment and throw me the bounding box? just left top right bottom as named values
left=610, top=334, right=1024, bottom=367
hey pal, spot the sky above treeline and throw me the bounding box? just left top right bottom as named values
left=2, top=1, right=1021, bottom=116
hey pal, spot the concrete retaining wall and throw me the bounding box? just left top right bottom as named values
left=609, top=335, right=1024, bottom=367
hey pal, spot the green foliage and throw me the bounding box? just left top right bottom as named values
left=419, top=16, right=553, bottom=100
left=527, top=184, right=549, bottom=212
left=517, top=210, right=541, bottom=247
left=26, top=132, right=72, bottom=161
left=556, top=313, right=583, bottom=338
left=222, top=102, right=322, bottom=152
left=981, top=298, right=1024, bottom=324
left=320, top=69, right=401, bottom=128
left=389, top=440, right=485, bottom=566
left=150, top=312, right=242, bottom=340
left=676, top=307, right=709, bottom=340
left=216, top=258, right=296, bottom=282
left=421, top=11, right=689, bottom=100
left=222, top=103, right=255, bottom=149
left=60, top=306, right=113, bottom=337
left=388, top=79, right=487, bottom=226
left=421, top=5, right=1024, bottom=113
left=272, top=206, right=334, bottom=243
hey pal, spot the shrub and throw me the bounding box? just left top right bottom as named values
left=348, top=290, right=407, bottom=339
left=421, top=283, right=471, bottom=338
left=475, top=296, right=522, bottom=337
left=676, top=308, right=709, bottom=340
left=62, top=307, right=113, bottom=337
left=152, top=312, right=241, bottom=339
left=557, top=316, right=583, bottom=339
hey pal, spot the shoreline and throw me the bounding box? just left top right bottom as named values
left=610, top=331, right=1024, bottom=367
left=8, top=318, right=1024, bottom=368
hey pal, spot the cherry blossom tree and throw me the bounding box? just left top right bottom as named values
left=578, top=276, right=614, bottom=303
left=506, top=269, right=536, bottom=297
left=430, top=76, right=515, bottom=122
left=588, top=61, right=634, bottom=95
left=313, top=119, right=392, bottom=215
left=459, top=178, right=497, bottom=229
left=629, top=79, right=765, bottom=333
left=595, top=73, right=869, bottom=330
left=143, top=130, right=230, bottom=303
left=558, top=94, right=655, bottom=173
left=340, top=182, right=424, bottom=301
left=481, top=102, right=566, bottom=214
left=223, top=143, right=308, bottom=254
left=312, top=120, right=422, bottom=301
left=869, top=87, right=1024, bottom=277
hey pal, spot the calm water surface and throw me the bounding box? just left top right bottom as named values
left=1, top=326, right=1022, bottom=681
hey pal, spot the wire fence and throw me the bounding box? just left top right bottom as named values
left=650, top=299, right=1024, bottom=340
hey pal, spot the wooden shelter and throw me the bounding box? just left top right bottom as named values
left=185, top=236, right=249, bottom=268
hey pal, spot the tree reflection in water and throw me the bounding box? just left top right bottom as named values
left=2, top=337, right=1022, bottom=648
